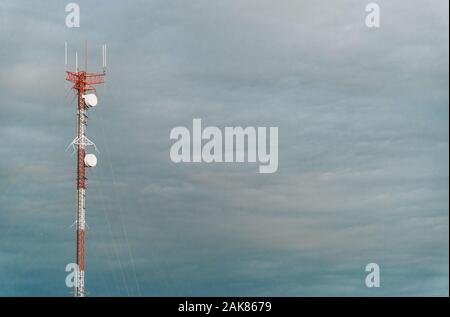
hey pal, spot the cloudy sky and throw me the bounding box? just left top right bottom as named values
left=0, top=0, right=448, bottom=296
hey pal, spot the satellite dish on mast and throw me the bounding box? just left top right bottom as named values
left=84, top=153, right=97, bottom=167
left=82, top=94, right=98, bottom=107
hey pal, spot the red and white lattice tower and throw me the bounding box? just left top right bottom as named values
left=65, top=42, right=106, bottom=297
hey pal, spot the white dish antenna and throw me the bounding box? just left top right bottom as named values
left=83, top=94, right=98, bottom=107
left=84, top=153, right=97, bottom=167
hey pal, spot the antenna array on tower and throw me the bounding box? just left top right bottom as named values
left=65, top=41, right=107, bottom=297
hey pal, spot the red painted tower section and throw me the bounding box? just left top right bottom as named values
left=66, top=56, right=105, bottom=297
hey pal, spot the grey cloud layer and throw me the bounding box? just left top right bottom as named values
left=0, top=0, right=448, bottom=295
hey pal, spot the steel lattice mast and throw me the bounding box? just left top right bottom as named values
left=66, top=43, right=106, bottom=297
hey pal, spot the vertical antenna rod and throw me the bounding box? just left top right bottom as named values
left=102, top=44, right=107, bottom=72
left=65, top=42, right=68, bottom=67
left=85, top=40, right=88, bottom=72
left=66, top=43, right=106, bottom=297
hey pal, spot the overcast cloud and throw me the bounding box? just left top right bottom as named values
left=0, top=0, right=448, bottom=296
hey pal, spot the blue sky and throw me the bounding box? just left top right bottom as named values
left=0, top=0, right=448, bottom=296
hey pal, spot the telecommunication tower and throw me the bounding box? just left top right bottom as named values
left=65, top=42, right=107, bottom=297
